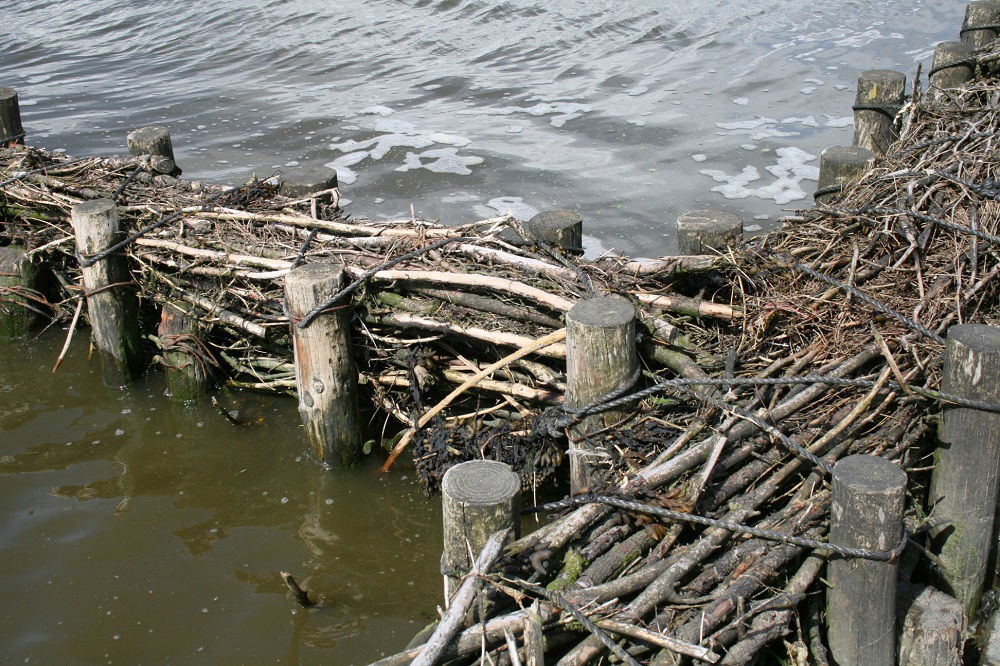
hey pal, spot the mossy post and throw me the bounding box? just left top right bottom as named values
left=826, top=454, right=906, bottom=666
left=70, top=199, right=144, bottom=382
left=929, top=324, right=1000, bottom=619
left=525, top=210, right=584, bottom=252
left=158, top=303, right=212, bottom=402
left=277, top=166, right=338, bottom=198
left=565, top=297, right=637, bottom=495
left=962, top=1, right=1000, bottom=49
left=0, top=246, right=42, bottom=339
left=441, top=460, right=520, bottom=597
left=126, top=126, right=180, bottom=176
left=284, top=263, right=362, bottom=467
left=815, top=146, right=873, bottom=205
left=675, top=210, right=743, bottom=255
left=852, top=70, right=906, bottom=156
left=930, top=42, right=976, bottom=91
left=0, top=87, right=24, bottom=146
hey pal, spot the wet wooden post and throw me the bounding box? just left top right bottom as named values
left=675, top=209, right=743, bottom=255
left=0, top=246, right=41, bottom=339
left=158, top=303, right=212, bottom=402
left=930, top=41, right=976, bottom=91
left=441, top=460, right=520, bottom=597
left=852, top=70, right=906, bottom=156
left=526, top=210, right=584, bottom=252
left=961, top=1, right=1000, bottom=49
left=566, top=296, right=637, bottom=495
left=278, top=166, right=338, bottom=198
left=826, top=454, right=906, bottom=666
left=815, top=146, right=873, bottom=205
left=284, top=263, right=363, bottom=467
left=126, top=125, right=180, bottom=176
left=929, top=324, right=1000, bottom=619
left=0, top=87, right=24, bottom=146
left=70, top=199, right=144, bottom=380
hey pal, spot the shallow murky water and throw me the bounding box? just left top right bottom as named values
left=0, top=1, right=972, bottom=663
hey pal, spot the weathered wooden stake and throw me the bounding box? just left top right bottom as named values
left=815, top=146, right=873, bottom=205
left=897, top=585, right=964, bottom=666
left=852, top=70, right=906, bottom=156
left=284, top=263, right=362, bottom=467
left=70, top=198, right=144, bottom=381
left=278, top=166, right=338, bottom=198
left=566, top=296, right=637, bottom=495
left=929, top=324, right=1000, bottom=619
left=126, top=125, right=180, bottom=176
left=0, top=87, right=24, bottom=146
left=158, top=303, right=212, bottom=402
left=675, top=209, right=743, bottom=255
left=961, top=1, right=1000, bottom=49
left=930, top=41, right=976, bottom=91
left=526, top=210, right=584, bottom=252
left=826, top=454, right=906, bottom=666
left=0, top=246, right=42, bottom=340
left=441, top=460, right=520, bottom=595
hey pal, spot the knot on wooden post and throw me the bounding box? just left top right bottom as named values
left=675, top=210, right=743, bottom=255
left=815, top=146, right=873, bottom=205
left=0, top=87, right=24, bottom=146
left=284, top=262, right=362, bottom=468
left=526, top=210, right=584, bottom=252
left=126, top=126, right=180, bottom=177
left=852, top=70, right=906, bottom=156
left=827, top=454, right=906, bottom=666
left=441, top=460, right=520, bottom=593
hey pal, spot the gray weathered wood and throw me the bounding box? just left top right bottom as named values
left=897, top=585, right=964, bottom=666
left=526, top=210, right=584, bottom=252
left=284, top=263, right=363, bottom=467
left=413, top=528, right=510, bottom=666
left=815, top=146, right=873, bottom=205
left=675, top=210, right=743, bottom=255
left=0, top=87, right=24, bottom=145
left=126, top=125, right=180, bottom=176
left=523, top=600, right=546, bottom=666
left=827, top=454, right=906, bottom=666
left=931, top=41, right=976, bottom=91
left=278, top=166, right=338, bottom=198
left=930, top=324, right=1000, bottom=619
left=70, top=198, right=144, bottom=381
left=0, top=246, right=41, bottom=339
left=565, top=296, right=637, bottom=494
left=852, top=70, right=906, bottom=156
left=962, top=2, right=1000, bottom=49
left=158, top=303, right=212, bottom=402
left=442, top=460, right=520, bottom=593
left=984, top=607, right=1000, bottom=665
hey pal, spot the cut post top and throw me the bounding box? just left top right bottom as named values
left=277, top=166, right=338, bottom=198
left=526, top=210, right=584, bottom=250
left=820, top=145, right=873, bottom=165
left=947, top=323, right=1000, bottom=353
left=284, top=263, right=346, bottom=314
left=675, top=209, right=744, bottom=255
left=0, top=86, right=24, bottom=145
left=567, top=296, right=636, bottom=329
left=73, top=197, right=117, bottom=218
left=833, top=454, right=906, bottom=493
left=0, top=87, right=16, bottom=102
left=854, top=70, right=907, bottom=102
left=126, top=126, right=176, bottom=158
left=442, top=460, right=519, bottom=506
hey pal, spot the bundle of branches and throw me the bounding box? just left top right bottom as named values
left=371, top=59, right=1000, bottom=666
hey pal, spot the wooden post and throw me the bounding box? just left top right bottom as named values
left=0, top=87, right=24, bottom=146
left=815, top=146, right=873, bottom=205
left=930, top=42, right=976, bottom=91
left=961, top=1, right=1000, bottom=49
left=522, top=601, right=545, bottom=666
left=929, top=324, right=1000, bottom=619
left=675, top=210, right=743, bottom=255
left=441, top=460, right=520, bottom=596
left=70, top=198, right=144, bottom=381
left=525, top=210, right=584, bottom=252
left=985, top=609, right=1000, bottom=665
left=852, top=70, right=906, bottom=156
left=126, top=126, right=180, bottom=176
left=158, top=303, right=212, bottom=402
left=278, top=166, right=338, bottom=198
left=284, top=263, right=363, bottom=467
left=0, top=246, right=41, bottom=340
left=566, top=296, right=637, bottom=494
left=897, top=585, right=964, bottom=666
left=826, top=454, right=906, bottom=666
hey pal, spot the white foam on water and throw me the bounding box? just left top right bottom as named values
left=700, top=146, right=818, bottom=205
left=823, top=115, right=853, bottom=128
left=324, top=150, right=369, bottom=184
left=731, top=97, right=750, bottom=105
left=799, top=86, right=817, bottom=95
left=581, top=234, right=609, bottom=260
left=441, top=192, right=480, bottom=203
left=803, top=78, right=825, bottom=86
left=370, top=118, right=418, bottom=134
left=625, top=86, right=649, bottom=96
left=744, top=224, right=762, bottom=232
left=741, top=144, right=757, bottom=151
left=458, top=101, right=592, bottom=128
left=505, top=125, right=525, bottom=134
left=479, top=197, right=540, bottom=221
left=360, top=105, right=395, bottom=116
left=628, top=119, right=646, bottom=126
left=426, top=132, right=471, bottom=147
left=781, top=115, right=819, bottom=127
left=396, top=147, right=483, bottom=175
left=691, top=154, right=707, bottom=162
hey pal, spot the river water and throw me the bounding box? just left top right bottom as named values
left=0, top=0, right=969, bottom=663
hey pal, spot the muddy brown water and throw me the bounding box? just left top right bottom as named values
left=0, top=0, right=973, bottom=663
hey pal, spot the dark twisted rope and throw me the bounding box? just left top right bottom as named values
left=851, top=103, right=900, bottom=122
left=928, top=58, right=977, bottom=80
